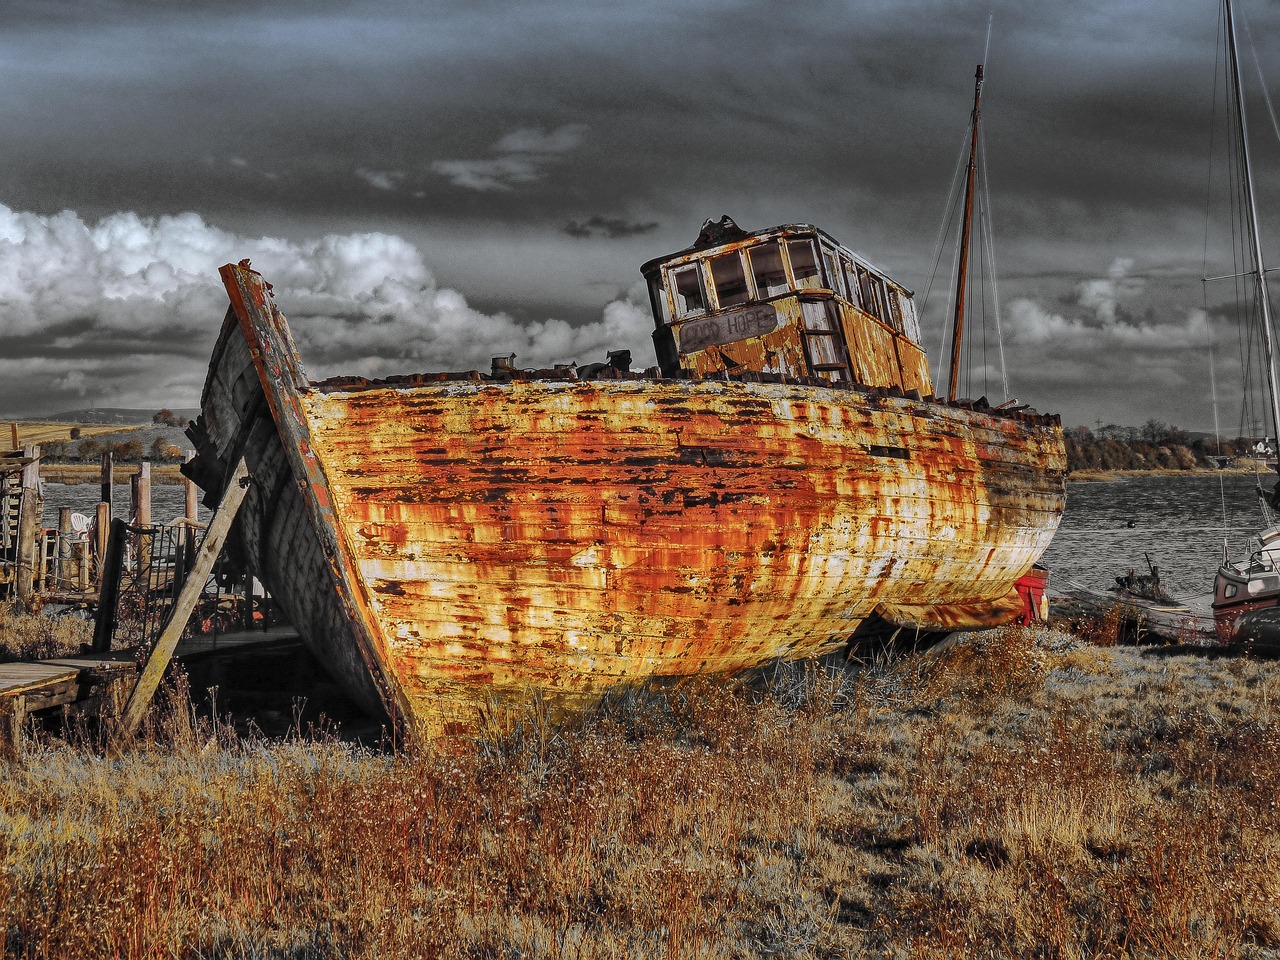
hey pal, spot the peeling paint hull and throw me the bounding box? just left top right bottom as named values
left=191, top=264, right=1066, bottom=740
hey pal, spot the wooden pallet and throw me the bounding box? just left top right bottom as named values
left=0, top=650, right=138, bottom=753
left=0, top=627, right=299, bottom=753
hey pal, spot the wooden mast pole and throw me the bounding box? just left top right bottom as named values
left=947, top=63, right=984, bottom=403
left=1225, top=0, right=1280, bottom=455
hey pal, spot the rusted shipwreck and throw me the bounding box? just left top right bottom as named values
left=185, top=217, right=1066, bottom=739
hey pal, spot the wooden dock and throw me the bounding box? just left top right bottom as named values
left=0, top=626, right=299, bottom=751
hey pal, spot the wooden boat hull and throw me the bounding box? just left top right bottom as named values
left=188, top=265, right=1066, bottom=738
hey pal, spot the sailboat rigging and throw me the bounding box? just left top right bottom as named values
left=948, top=63, right=985, bottom=402
left=1210, top=0, right=1280, bottom=636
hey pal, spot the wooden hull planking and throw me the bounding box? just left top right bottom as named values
left=193, top=264, right=1066, bottom=738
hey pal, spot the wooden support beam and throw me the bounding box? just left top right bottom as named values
left=184, top=450, right=198, bottom=524
left=92, top=518, right=127, bottom=653
left=15, top=445, right=41, bottom=606
left=56, top=507, right=72, bottom=592
left=100, top=452, right=114, bottom=511
left=94, top=502, right=111, bottom=589
left=116, top=457, right=250, bottom=742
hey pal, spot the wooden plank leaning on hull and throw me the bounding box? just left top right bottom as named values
left=116, top=457, right=252, bottom=741
left=218, top=262, right=410, bottom=738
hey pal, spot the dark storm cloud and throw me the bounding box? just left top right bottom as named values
left=2, top=0, right=1280, bottom=427
left=563, top=217, right=660, bottom=239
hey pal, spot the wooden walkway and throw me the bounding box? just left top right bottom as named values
left=0, top=626, right=299, bottom=749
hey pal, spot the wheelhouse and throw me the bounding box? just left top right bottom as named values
left=640, top=217, right=933, bottom=394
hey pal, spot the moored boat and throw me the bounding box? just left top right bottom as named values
left=184, top=208, right=1066, bottom=738
left=1208, top=0, right=1280, bottom=640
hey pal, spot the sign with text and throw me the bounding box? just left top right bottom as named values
left=678, top=303, right=780, bottom=354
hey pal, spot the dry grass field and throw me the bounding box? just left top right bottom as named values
left=0, top=622, right=1277, bottom=959
left=1, top=421, right=133, bottom=449
left=2, top=419, right=186, bottom=483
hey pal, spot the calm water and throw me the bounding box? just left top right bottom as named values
left=33, top=473, right=1276, bottom=606
left=37, top=481, right=209, bottom=528
left=1040, top=472, right=1274, bottom=601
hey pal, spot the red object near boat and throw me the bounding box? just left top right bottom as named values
left=1015, top=566, right=1050, bottom=625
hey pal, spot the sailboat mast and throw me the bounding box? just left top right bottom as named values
left=948, top=64, right=984, bottom=402
left=1225, top=0, right=1280, bottom=451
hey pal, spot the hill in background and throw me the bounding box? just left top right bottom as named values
left=44, top=408, right=199, bottom=425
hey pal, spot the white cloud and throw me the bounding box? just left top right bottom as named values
left=493, top=123, right=588, bottom=154
left=430, top=156, right=540, bottom=192
left=433, top=123, right=589, bottom=192
left=1006, top=257, right=1210, bottom=351
left=0, top=202, right=652, bottom=412
left=355, top=167, right=406, bottom=191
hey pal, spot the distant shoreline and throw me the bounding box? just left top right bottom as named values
left=38, top=462, right=187, bottom=485
left=1069, top=463, right=1271, bottom=481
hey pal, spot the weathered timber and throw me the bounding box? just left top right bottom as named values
left=14, top=446, right=40, bottom=605
left=188, top=262, right=1066, bottom=740
left=116, top=457, right=251, bottom=741
left=100, top=451, right=113, bottom=507
left=94, top=502, right=110, bottom=590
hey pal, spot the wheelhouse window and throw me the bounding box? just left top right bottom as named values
left=857, top=266, right=887, bottom=321
left=787, top=239, right=821, bottom=291
left=708, top=251, right=750, bottom=308
left=748, top=242, right=788, bottom=298
left=821, top=247, right=843, bottom=297
left=670, top=264, right=707, bottom=318
left=648, top=275, right=672, bottom=325
left=899, top=293, right=922, bottom=342
left=884, top=287, right=905, bottom=333
left=841, top=256, right=861, bottom=308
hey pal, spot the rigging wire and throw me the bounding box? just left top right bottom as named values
left=978, top=126, right=1011, bottom=399
left=924, top=16, right=1010, bottom=399
left=1241, top=11, right=1280, bottom=147
left=923, top=124, right=973, bottom=360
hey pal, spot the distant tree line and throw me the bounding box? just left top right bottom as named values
left=1067, top=419, right=1255, bottom=472
left=39, top=436, right=185, bottom=464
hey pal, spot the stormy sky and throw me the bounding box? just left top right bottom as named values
left=2, top=0, right=1280, bottom=433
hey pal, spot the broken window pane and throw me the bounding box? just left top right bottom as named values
left=649, top=275, right=672, bottom=325
left=822, top=248, right=843, bottom=296
left=709, top=251, right=750, bottom=308
left=749, top=242, right=788, bottom=298
left=787, top=240, right=821, bottom=291
left=857, top=267, right=884, bottom=321
left=670, top=264, right=707, bottom=318
left=885, top=287, right=905, bottom=333
left=899, top=294, right=922, bottom=342
left=841, top=257, right=861, bottom=308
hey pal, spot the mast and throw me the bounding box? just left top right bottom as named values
left=948, top=63, right=984, bottom=402
left=1225, top=0, right=1280, bottom=452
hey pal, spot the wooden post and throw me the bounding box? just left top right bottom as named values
left=56, top=507, right=72, bottom=592
left=116, top=458, right=251, bottom=741
left=182, top=449, right=199, bottom=577
left=8, top=423, right=17, bottom=451
left=94, top=502, right=110, bottom=588
left=136, top=461, right=151, bottom=527
left=184, top=450, right=198, bottom=524
left=3, top=695, right=27, bottom=760
left=100, top=452, right=114, bottom=511
left=76, top=537, right=90, bottom=593
left=15, top=445, right=41, bottom=606
left=1, top=475, right=11, bottom=553
left=92, top=518, right=128, bottom=653
left=133, top=462, right=152, bottom=577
